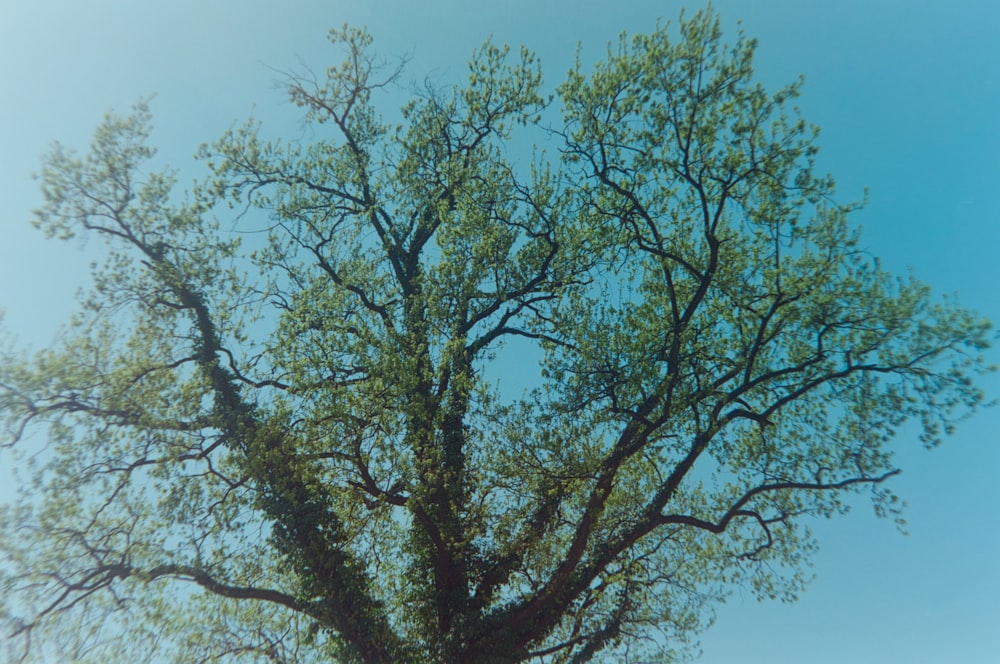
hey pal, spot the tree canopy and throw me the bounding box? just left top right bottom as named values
left=0, top=8, right=991, bottom=663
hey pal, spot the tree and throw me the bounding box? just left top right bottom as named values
left=0, top=8, right=990, bottom=663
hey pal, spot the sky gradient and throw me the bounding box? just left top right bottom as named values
left=1, top=1, right=998, bottom=661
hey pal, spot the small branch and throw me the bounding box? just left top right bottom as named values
left=658, top=470, right=901, bottom=533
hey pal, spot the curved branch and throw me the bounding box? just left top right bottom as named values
left=657, top=469, right=901, bottom=534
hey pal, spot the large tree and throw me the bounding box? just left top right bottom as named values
left=0, top=9, right=990, bottom=663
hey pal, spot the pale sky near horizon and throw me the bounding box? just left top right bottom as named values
left=1, top=1, right=998, bottom=662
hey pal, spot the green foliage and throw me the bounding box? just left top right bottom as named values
left=0, top=9, right=991, bottom=663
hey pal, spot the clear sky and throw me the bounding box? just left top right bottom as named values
left=1, top=1, right=998, bottom=662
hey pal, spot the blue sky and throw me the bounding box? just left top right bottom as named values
left=1, top=1, right=997, bottom=661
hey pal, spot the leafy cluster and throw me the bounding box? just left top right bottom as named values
left=0, top=9, right=990, bottom=663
